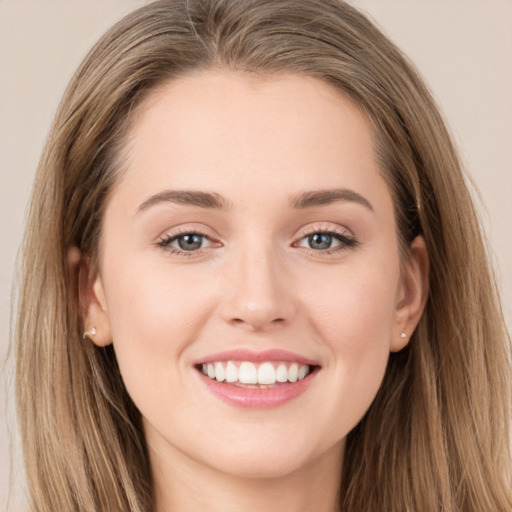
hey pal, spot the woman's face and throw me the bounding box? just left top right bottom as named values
left=87, top=70, right=426, bottom=478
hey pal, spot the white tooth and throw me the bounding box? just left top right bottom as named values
left=239, top=362, right=258, bottom=384
left=276, top=363, right=288, bottom=382
left=225, top=361, right=238, bottom=383
left=215, top=362, right=226, bottom=382
left=207, top=363, right=215, bottom=379
left=258, top=362, right=276, bottom=385
left=288, top=363, right=299, bottom=382
left=298, top=364, right=309, bottom=380
left=202, top=364, right=208, bottom=375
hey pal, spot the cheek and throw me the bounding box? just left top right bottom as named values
left=105, top=256, right=215, bottom=334
left=300, top=256, right=400, bottom=423
left=101, top=258, right=216, bottom=404
left=305, top=257, right=399, bottom=345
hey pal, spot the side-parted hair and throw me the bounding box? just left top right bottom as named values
left=14, top=1, right=512, bottom=510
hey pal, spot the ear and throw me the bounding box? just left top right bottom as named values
left=69, top=247, right=113, bottom=347
left=391, top=236, right=429, bottom=352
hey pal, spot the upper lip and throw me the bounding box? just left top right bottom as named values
left=193, top=348, right=320, bottom=367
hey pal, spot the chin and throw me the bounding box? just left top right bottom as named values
left=196, top=432, right=336, bottom=480
left=210, top=452, right=313, bottom=480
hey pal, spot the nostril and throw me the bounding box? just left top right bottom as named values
left=229, top=316, right=286, bottom=330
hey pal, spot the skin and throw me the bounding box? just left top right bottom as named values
left=83, top=69, right=428, bottom=512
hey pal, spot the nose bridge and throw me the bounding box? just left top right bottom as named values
left=221, top=234, right=295, bottom=330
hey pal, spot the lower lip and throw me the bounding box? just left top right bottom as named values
left=196, top=369, right=318, bottom=409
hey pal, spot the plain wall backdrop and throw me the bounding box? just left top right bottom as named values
left=1, top=1, right=511, bottom=509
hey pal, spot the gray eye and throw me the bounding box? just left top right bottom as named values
left=308, top=233, right=335, bottom=250
left=177, top=234, right=204, bottom=251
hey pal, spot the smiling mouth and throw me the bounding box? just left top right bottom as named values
left=195, top=360, right=318, bottom=388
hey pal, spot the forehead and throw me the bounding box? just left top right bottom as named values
left=112, top=69, right=390, bottom=215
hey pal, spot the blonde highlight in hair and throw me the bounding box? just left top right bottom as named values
left=14, top=1, right=511, bottom=510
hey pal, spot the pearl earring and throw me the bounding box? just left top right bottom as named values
left=400, top=332, right=407, bottom=339
left=83, top=327, right=97, bottom=340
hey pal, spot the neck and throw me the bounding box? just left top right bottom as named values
left=150, top=439, right=344, bottom=512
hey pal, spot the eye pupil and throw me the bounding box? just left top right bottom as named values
left=309, top=233, right=332, bottom=250
left=178, top=234, right=203, bottom=250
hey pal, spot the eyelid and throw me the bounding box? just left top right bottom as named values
left=155, top=223, right=218, bottom=242
left=156, top=225, right=222, bottom=257
left=155, top=222, right=357, bottom=257
left=295, top=223, right=356, bottom=244
left=297, top=223, right=353, bottom=237
left=292, top=223, right=358, bottom=255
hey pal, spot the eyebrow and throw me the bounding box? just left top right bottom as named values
left=289, top=189, right=374, bottom=211
left=138, top=190, right=232, bottom=212
left=137, top=188, right=373, bottom=213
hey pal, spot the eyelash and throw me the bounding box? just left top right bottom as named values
left=295, top=228, right=358, bottom=255
left=156, top=228, right=218, bottom=258
left=156, top=227, right=358, bottom=258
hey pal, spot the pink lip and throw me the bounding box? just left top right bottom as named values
left=192, top=348, right=320, bottom=409
left=193, top=348, right=320, bottom=366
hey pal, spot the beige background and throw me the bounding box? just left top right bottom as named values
left=1, top=1, right=511, bottom=509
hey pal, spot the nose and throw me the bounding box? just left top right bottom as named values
left=220, top=244, right=296, bottom=332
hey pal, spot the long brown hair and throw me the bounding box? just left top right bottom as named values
left=14, top=1, right=511, bottom=510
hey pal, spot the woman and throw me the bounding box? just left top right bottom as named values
left=13, top=0, right=512, bottom=510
